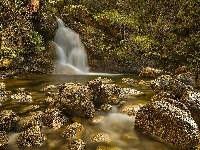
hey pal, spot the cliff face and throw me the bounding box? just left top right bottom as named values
left=1, top=0, right=200, bottom=76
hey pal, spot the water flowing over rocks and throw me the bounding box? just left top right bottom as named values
left=0, top=110, right=20, bottom=132
left=16, top=126, right=47, bottom=149
left=0, top=132, right=8, bottom=149
left=42, top=108, right=69, bottom=130
left=134, top=99, right=199, bottom=149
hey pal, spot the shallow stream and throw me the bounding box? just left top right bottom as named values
left=0, top=74, right=184, bottom=150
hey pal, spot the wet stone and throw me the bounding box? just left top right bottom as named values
left=62, top=122, right=84, bottom=139
left=0, top=82, right=6, bottom=91
left=90, top=132, right=111, bottom=143
left=10, top=88, right=32, bottom=103
left=134, top=100, right=199, bottom=149
left=100, top=103, right=112, bottom=112
left=68, top=139, right=87, bottom=150
left=180, top=91, right=200, bottom=129
left=87, top=78, right=103, bottom=101
left=174, top=72, right=196, bottom=86
left=0, top=110, right=20, bottom=132
left=139, top=67, right=164, bottom=78
left=16, top=126, right=47, bottom=149
left=119, top=104, right=144, bottom=116
left=42, top=108, right=69, bottom=130
left=15, top=114, right=43, bottom=132
left=0, top=91, right=7, bottom=101
left=57, top=82, right=95, bottom=118
left=151, top=92, right=176, bottom=102
left=121, top=78, right=136, bottom=84
left=0, top=132, right=9, bottom=149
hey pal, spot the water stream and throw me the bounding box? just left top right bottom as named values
left=0, top=74, right=178, bottom=150
left=53, top=19, right=89, bottom=74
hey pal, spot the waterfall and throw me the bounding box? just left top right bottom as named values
left=53, top=19, right=89, bottom=74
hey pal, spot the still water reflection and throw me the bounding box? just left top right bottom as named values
left=0, top=74, right=174, bottom=150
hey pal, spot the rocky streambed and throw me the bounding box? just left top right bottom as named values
left=0, top=73, right=200, bottom=150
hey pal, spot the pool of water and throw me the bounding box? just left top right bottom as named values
left=0, top=74, right=179, bottom=150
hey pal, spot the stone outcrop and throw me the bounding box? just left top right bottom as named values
left=16, top=126, right=46, bottom=149
left=0, top=110, right=20, bottom=132
left=134, top=99, right=199, bottom=149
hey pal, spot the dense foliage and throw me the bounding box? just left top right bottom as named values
left=0, top=0, right=200, bottom=74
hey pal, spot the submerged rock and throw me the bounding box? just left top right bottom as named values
left=100, top=103, right=112, bottom=112
left=16, top=126, right=47, bottom=149
left=42, top=108, right=69, bottom=130
left=0, top=132, right=9, bottom=149
left=0, top=110, right=20, bottom=132
left=119, top=104, right=144, bottom=116
left=134, top=100, right=199, bottom=149
left=61, top=122, right=84, bottom=139
left=180, top=91, right=200, bottom=129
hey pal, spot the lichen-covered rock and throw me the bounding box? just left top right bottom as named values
left=16, top=126, right=46, bottom=149
left=98, top=84, right=122, bottom=104
left=42, top=108, right=69, bottom=130
left=10, top=88, right=32, bottom=103
left=0, top=110, right=20, bottom=132
left=0, top=82, right=6, bottom=91
left=57, top=83, right=95, bottom=118
left=90, top=132, right=111, bottom=143
left=174, top=72, right=196, bottom=86
left=151, top=92, right=176, bottom=102
left=87, top=78, right=103, bottom=101
left=62, top=122, right=84, bottom=139
left=150, top=75, right=193, bottom=98
left=100, top=103, right=112, bottom=112
left=180, top=91, right=200, bottom=129
left=68, top=139, right=87, bottom=150
left=121, top=78, right=136, bottom=84
left=134, top=100, right=199, bottom=149
left=139, top=67, right=164, bottom=78
left=119, top=104, right=144, bottom=116
left=0, top=132, right=9, bottom=149
left=15, top=113, right=43, bottom=132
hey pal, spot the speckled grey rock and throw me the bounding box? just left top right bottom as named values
left=42, top=108, right=69, bottom=130
left=15, top=112, right=43, bottom=132
left=61, top=122, right=84, bottom=139
left=90, top=132, right=111, bottom=143
left=57, top=83, right=95, bottom=118
left=68, top=139, right=87, bottom=150
left=180, top=91, right=200, bottom=129
left=0, top=132, right=8, bottom=150
left=16, top=126, right=47, bottom=149
left=150, top=75, right=193, bottom=98
left=0, top=110, right=20, bottom=132
left=139, top=67, right=164, bottom=78
left=10, top=88, right=32, bottom=103
left=134, top=99, right=199, bottom=149
left=174, top=72, right=196, bottom=86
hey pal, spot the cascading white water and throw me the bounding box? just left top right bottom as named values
left=53, top=19, right=89, bottom=74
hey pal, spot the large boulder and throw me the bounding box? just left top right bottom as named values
left=56, top=83, right=95, bottom=118
left=134, top=99, right=199, bottom=149
left=0, top=132, right=9, bottom=150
